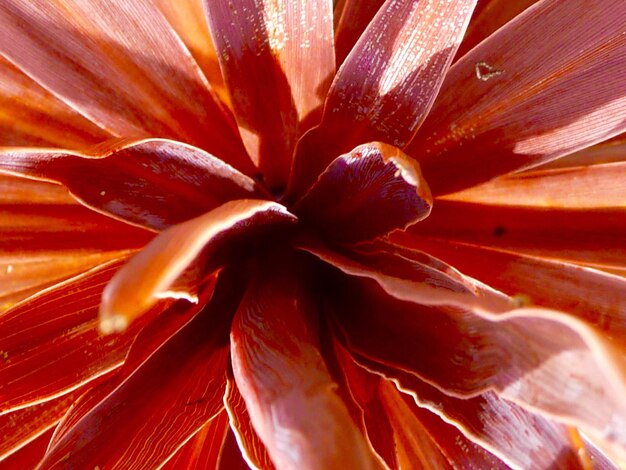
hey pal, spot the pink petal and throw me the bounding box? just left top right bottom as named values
left=204, top=0, right=335, bottom=189
left=40, top=284, right=233, bottom=469
left=397, top=199, right=626, bottom=271
left=288, top=0, right=477, bottom=198
left=224, top=378, right=274, bottom=469
left=442, top=162, right=626, bottom=208
left=0, top=139, right=264, bottom=231
left=230, top=258, right=381, bottom=470
left=0, top=57, right=111, bottom=149
left=162, top=411, right=230, bottom=470
left=0, top=0, right=254, bottom=173
left=100, top=200, right=296, bottom=331
left=358, top=356, right=585, bottom=468
left=294, top=142, right=431, bottom=242
left=409, top=0, right=626, bottom=195
left=394, top=237, right=626, bottom=341
left=326, top=273, right=626, bottom=455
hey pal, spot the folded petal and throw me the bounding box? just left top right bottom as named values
left=0, top=139, right=264, bottom=231
left=0, top=0, right=254, bottom=172
left=294, top=142, right=431, bottom=242
left=162, top=411, right=230, bottom=470
left=225, top=378, right=274, bottom=469
left=205, top=0, right=335, bottom=189
left=0, top=57, right=110, bottom=149
left=442, top=162, right=626, bottom=208
left=410, top=0, right=626, bottom=195
left=357, top=355, right=587, bottom=469
left=230, top=257, right=381, bottom=470
left=538, top=132, right=626, bottom=169
left=326, top=271, right=626, bottom=454
left=41, top=280, right=234, bottom=469
left=393, top=237, right=626, bottom=341
left=100, top=200, right=296, bottom=331
left=399, top=199, right=626, bottom=271
left=0, top=259, right=168, bottom=414
left=288, top=0, right=477, bottom=198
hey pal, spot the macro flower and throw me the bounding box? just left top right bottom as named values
left=0, top=0, right=625, bottom=468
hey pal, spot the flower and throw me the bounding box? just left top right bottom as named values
left=0, top=0, right=625, bottom=468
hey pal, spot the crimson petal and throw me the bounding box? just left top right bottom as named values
left=294, top=142, right=431, bottom=242
left=162, top=411, right=230, bottom=470
left=205, top=0, right=335, bottom=189
left=230, top=258, right=381, bottom=469
left=356, top=355, right=587, bottom=468
left=410, top=0, right=626, bottom=195
left=0, top=259, right=159, bottom=414
left=40, top=282, right=233, bottom=469
left=0, top=139, right=263, bottom=231
left=394, top=237, right=626, bottom=341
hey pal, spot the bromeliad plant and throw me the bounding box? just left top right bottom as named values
left=0, top=0, right=625, bottom=468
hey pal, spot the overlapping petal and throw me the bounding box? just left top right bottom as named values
left=395, top=237, right=626, bottom=340
left=288, top=0, right=477, bottom=198
left=225, top=378, right=274, bottom=469
left=294, top=142, right=431, bottom=242
left=0, top=428, right=54, bottom=469
left=410, top=0, right=626, bottom=194
left=205, top=0, right=335, bottom=189
left=41, top=280, right=234, bottom=469
left=230, top=257, right=381, bottom=469
left=355, top=355, right=590, bottom=469
left=99, top=199, right=296, bottom=331
left=0, top=0, right=254, bottom=173
left=152, top=0, right=230, bottom=106
left=0, top=174, right=147, bottom=312
left=0, top=139, right=264, bottom=231
left=0, top=57, right=110, bottom=149
left=0, top=259, right=159, bottom=414
left=326, top=272, right=626, bottom=454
